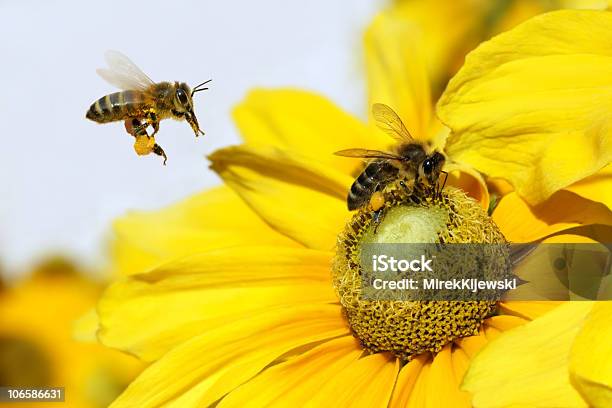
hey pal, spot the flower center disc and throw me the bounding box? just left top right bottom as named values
left=333, top=184, right=507, bottom=360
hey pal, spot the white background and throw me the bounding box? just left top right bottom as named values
left=0, top=0, right=383, bottom=277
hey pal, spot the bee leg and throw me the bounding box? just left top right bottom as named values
left=413, top=176, right=430, bottom=197
left=126, top=118, right=149, bottom=137
left=134, top=111, right=160, bottom=137
left=149, top=118, right=160, bottom=137
left=438, top=171, right=448, bottom=200
left=372, top=207, right=387, bottom=234
left=146, top=111, right=160, bottom=137
left=153, top=144, right=168, bottom=166
left=132, top=122, right=148, bottom=136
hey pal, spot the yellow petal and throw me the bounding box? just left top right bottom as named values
left=112, top=186, right=297, bottom=276
left=542, top=233, right=601, bottom=244
left=233, top=88, right=372, bottom=176
left=484, top=315, right=528, bottom=332
left=365, top=8, right=432, bottom=140
left=98, top=246, right=337, bottom=361
left=307, top=353, right=399, bottom=408
left=73, top=307, right=99, bottom=342
left=565, top=163, right=612, bottom=211
left=373, top=1, right=500, bottom=99
left=425, top=345, right=471, bottom=407
left=218, top=336, right=362, bottom=407
left=110, top=304, right=348, bottom=408
left=489, top=0, right=609, bottom=36
left=487, top=177, right=514, bottom=197
left=405, top=361, right=430, bottom=408
left=443, top=160, right=489, bottom=208
left=451, top=346, right=471, bottom=384
left=453, top=330, right=488, bottom=359
left=389, top=354, right=428, bottom=408
left=570, top=302, right=612, bottom=407
left=483, top=325, right=502, bottom=341
left=463, top=302, right=594, bottom=407
left=498, top=300, right=561, bottom=320
left=493, top=190, right=612, bottom=243
left=438, top=10, right=612, bottom=205
left=209, top=145, right=353, bottom=250
left=492, top=0, right=550, bottom=34
left=559, top=224, right=612, bottom=244
left=556, top=0, right=610, bottom=10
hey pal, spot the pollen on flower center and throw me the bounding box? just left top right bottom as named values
left=332, top=183, right=508, bottom=361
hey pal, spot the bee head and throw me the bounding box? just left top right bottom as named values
left=419, top=152, right=445, bottom=185
left=174, top=82, right=194, bottom=112
left=173, top=81, right=211, bottom=137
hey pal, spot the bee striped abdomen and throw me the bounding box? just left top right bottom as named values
left=86, top=90, right=146, bottom=123
left=347, top=160, right=398, bottom=211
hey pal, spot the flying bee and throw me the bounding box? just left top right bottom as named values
left=335, top=103, right=446, bottom=220
left=86, top=50, right=210, bottom=163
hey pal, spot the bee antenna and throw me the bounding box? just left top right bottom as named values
left=192, top=79, right=212, bottom=96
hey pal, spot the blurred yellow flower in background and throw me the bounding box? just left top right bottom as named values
left=0, top=258, right=142, bottom=408
left=95, top=4, right=611, bottom=408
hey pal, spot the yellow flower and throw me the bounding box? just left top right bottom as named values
left=97, top=6, right=611, bottom=408
left=0, top=258, right=142, bottom=408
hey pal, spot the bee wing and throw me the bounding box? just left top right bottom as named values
left=334, top=148, right=403, bottom=161
left=372, top=103, right=414, bottom=142
left=96, top=50, right=154, bottom=91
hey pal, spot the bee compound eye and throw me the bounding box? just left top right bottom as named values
left=422, top=159, right=434, bottom=174
left=176, top=88, right=189, bottom=105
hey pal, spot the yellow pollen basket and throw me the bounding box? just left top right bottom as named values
left=133, top=135, right=156, bottom=156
